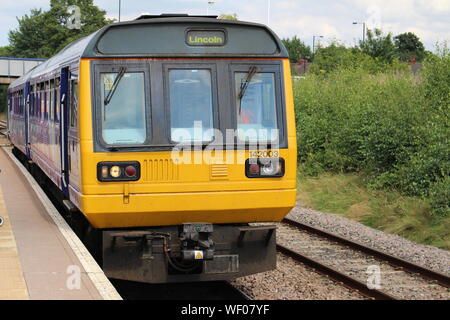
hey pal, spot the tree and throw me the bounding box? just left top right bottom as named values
left=310, top=43, right=369, bottom=73
left=309, top=42, right=407, bottom=75
left=359, top=29, right=396, bottom=64
left=218, top=14, right=238, bottom=21
left=0, top=46, right=12, bottom=57
left=8, top=0, right=112, bottom=59
left=0, top=86, right=7, bottom=114
left=394, top=32, right=426, bottom=62
left=282, top=36, right=312, bottom=63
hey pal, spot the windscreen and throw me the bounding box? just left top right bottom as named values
left=100, top=72, right=147, bottom=145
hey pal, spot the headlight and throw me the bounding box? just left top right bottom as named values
left=97, top=162, right=140, bottom=182
left=110, top=166, right=121, bottom=178
left=245, top=158, right=285, bottom=178
left=260, top=160, right=282, bottom=176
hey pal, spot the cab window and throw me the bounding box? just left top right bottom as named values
left=100, top=71, right=147, bottom=145
left=235, top=71, right=278, bottom=142
left=168, top=69, right=214, bottom=143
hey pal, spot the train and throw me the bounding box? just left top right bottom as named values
left=7, top=14, right=297, bottom=283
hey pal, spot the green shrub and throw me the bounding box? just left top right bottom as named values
left=0, top=86, right=7, bottom=114
left=295, top=45, right=449, bottom=216
left=428, top=177, right=450, bottom=219
left=310, top=43, right=408, bottom=75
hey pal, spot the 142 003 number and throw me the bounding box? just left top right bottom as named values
left=249, top=151, right=279, bottom=158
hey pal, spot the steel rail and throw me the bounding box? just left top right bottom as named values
left=0, top=120, right=7, bottom=137
left=224, top=281, right=252, bottom=300
left=276, top=243, right=398, bottom=300
left=283, top=217, right=450, bottom=288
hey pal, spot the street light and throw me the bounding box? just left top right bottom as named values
left=207, top=1, right=215, bottom=15
left=312, top=35, right=324, bottom=57
left=118, top=0, right=121, bottom=22
left=353, top=21, right=366, bottom=43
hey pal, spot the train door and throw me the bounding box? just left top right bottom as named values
left=24, top=81, right=31, bottom=158
left=6, top=90, right=11, bottom=135
left=68, top=71, right=80, bottom=197
left=60, top=67, right=70, bottom=198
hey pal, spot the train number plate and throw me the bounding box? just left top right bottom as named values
left=249, top=150, right=279, bottom=158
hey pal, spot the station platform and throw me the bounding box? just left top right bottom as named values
left=0, top=144, right=121, bottom=300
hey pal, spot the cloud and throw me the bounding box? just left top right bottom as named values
left=0, top=0, right=448, bottom=52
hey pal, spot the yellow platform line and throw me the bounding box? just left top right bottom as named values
left=0, top=185, right=29, bottom=300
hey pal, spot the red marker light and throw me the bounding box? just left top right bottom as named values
left=249, top=163, right=260, bottom=175
left=125, top=165, right=137, bottom=177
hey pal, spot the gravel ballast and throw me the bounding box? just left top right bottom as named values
left=232, top=205, right=449, bottom=300
left=288, top=207, right=450, bottom=276
left=232, top=254, right=366, bottom=300
left=277, top=223, right=449, bottom=300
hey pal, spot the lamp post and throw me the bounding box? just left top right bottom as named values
left=118, top=0, right=121, bottom=22
left=313, top=35, right=324, bottom=57
left=353, top=21, right=366, bottom=43
left=207, top=1, right=215, bottom=15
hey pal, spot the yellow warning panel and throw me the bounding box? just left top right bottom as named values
left=0, top=186, right=29, bottom=300
left=194, top=250, right=204, bottom=260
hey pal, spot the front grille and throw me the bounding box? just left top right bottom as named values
left=210, top=164, right=229, bottom=180
left=143, top=159, right=179, bottom=182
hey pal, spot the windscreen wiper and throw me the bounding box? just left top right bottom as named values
left=238, top=66, right=258, bottom=114
left=104, top=67, right=126, bottom=106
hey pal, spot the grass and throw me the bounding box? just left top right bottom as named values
left=297, top=171, right=450, bottom=250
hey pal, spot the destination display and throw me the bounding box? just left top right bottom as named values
left=186, top=30, right=226, bottom=46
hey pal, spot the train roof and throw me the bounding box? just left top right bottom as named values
left=10, top=16, right=288, bottom=89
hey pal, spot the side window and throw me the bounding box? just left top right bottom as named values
left=20, top=90, right=23, bottom=116
left=41, top=84, right=45, bottom=121
left=37, top=85, right=41, bottom=118
left=55, top=78, right=60, bottom=123
left=30, top=86, right=34, bottom=118
left=168, top=69, right=214, bottom=143
left=16, top=91, right=19, bottom=115
left=8, top=92, right=11, bottom=112
left=45, top=81, right=50, bottom=120
left=35, top=86, right=38, bottom=118
left=49, top=80, right=55, bottom=122
left=17, top=91, right=20, bottom=116
left=70, top=79, right=78, bottom=128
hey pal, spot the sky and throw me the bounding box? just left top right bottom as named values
left=1, top=0, right=449, bottom=51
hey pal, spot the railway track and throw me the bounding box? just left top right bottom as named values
left=277, top=218, right=450, bottom=300
left=0, top=120, right=10, bottom=145
left=0, top=120, right=7, bottom=136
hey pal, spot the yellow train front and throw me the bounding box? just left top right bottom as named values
left=15, top=15, right=297, bottom=283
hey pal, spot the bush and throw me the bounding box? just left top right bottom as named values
left=310, top=43, right=408, bottom=75
left=0, top=86, right=7, bottom=114
left=295, top=45, right=449, bottom=217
